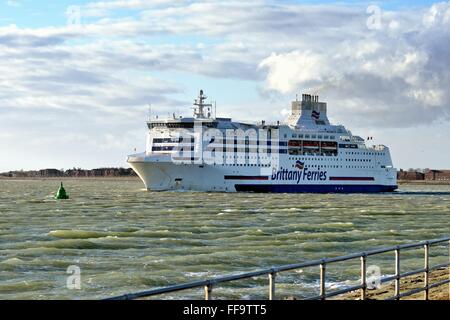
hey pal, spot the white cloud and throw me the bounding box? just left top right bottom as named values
left=423, top=1, right=450, bottom=26
left=1, top=0, right=450, bottom=170
left=81, top=0, right=185, bottom=18
left=5, top=0, right=21, bottom=7
left=256, top=3, right=450, bottom=127
left=86, top=0, right=181, bottom=10
left=259, top=51, right=328, bottom=94
left=1, top=1, right=449, bottom=128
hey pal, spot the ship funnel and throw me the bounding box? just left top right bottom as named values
left=287, top=92, right=329, bottom=126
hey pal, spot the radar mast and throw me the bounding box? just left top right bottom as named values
left=193, top=89, right=212, bottom=119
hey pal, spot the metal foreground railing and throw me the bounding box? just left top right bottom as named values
left=106, top=237, right=450, bottom=301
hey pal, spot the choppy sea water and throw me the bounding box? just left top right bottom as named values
left=0, top=179, right=449, bottom=300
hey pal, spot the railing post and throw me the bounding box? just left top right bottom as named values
left=424, top=243, right=429, bottom=300
left=360, top=254, right=367, bottom=300
left=448, top=240, right=450, bottom=300
left=320, top=261, right=326, bottom=300
left=395, top=248, right=400, bottom=300
left=204, top=283, right=212, bottom=300
left=269, top=271, right=276, bottom=300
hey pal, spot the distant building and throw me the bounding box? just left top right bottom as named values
left=65, top=169, right=90, bottom=177
left=397, top=169, right=425, bottom=180
left=425, top=170, right=450, bottom=181
left=39, top=169, right=63, bottom=177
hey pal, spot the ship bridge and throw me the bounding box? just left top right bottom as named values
left=147, top=90, right=218, bottom=130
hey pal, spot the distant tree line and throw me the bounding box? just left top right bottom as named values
left=0, top=167, right=137, bottom=178
left=2, top=167, right=448, bottom=181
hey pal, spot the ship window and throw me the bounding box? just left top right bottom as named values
left=153, top=137, right=183, bottom=143
left=152, top=146, right=174, bottom=151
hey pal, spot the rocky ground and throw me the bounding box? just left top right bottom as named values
left=338, top=267, right=449, bottom=300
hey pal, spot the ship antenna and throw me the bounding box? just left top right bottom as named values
left=148, top=103, right=152, bottom=121
left=193, top=89, right=212, bottom=118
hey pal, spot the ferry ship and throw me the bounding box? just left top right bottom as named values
left=127, top=90, right=397, bottom=193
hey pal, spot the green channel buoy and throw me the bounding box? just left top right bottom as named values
left=55, top=182, right=69, bottom=200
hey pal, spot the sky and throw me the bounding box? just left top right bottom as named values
left=0, top=0, right=449, bottom=171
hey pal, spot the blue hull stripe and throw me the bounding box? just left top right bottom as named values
left=224, top=175, right=269, bottom=180
left=234, top=184, right=398, bottom=193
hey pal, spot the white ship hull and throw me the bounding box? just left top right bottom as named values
left=128, top=154, right=398, bottom=193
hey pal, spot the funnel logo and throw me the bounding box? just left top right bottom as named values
left=295, top=160, right=304, bottom=170
left=311, top=111, right=320, bottom=120
left=272, top=162, right=327, bottom=183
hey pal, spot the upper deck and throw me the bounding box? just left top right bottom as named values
left=145, top=90, right=387, bottom=157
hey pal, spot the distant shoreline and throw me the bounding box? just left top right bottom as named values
left=398, top=180, right=450, bottom=185
left=1, top=168, right=449, bottom=185
left=0, top=167, right=137, bottom=180
left=1, top=177, right=449, bottom=185
left=0, top=176, right=140, bottom=181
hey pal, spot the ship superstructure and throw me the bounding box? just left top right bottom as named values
left=127, top=90, right=397, bottom=193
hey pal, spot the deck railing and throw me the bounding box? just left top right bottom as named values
left=106, top=237, right=450, bottom=300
